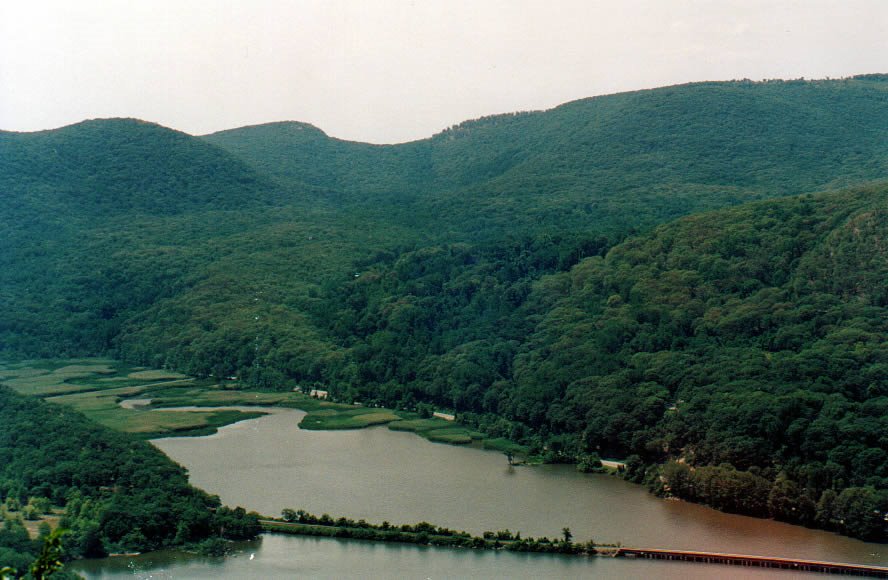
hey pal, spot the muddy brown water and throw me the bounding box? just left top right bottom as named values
left=73, top=408, right=886, bottom=579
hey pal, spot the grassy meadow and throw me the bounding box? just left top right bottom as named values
left=0, top=359, right=262, bottom=437
left=0, top=358, right=525, bottom=451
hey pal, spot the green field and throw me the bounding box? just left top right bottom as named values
left=145, top=385, right=308, bottom=408
left=47, top=386, right=264, bottom=437
left=0, top=358, right=526, bottom=449
left=0, top=359, right=261, bottom=437
left=0, top=359, right=122, bottom=396
left=387, top=417, right=485, bottom=445
left=299, top=408, right=401, bottom=430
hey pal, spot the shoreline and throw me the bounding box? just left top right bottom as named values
left=258, top=520, right=888, bottom=577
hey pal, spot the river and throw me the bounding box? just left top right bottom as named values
left=73, top=408, right=886, bottom=578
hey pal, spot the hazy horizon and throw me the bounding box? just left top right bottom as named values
left=2, top=1, right=887, bottom=144
left=3, top=72, right=885, bottom=144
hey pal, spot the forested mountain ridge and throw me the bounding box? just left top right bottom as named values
left=1, top=76, right=887, bottom=541
left=0, top=118, right=281, bottom=218
left=205, top=76, right=888, bottom=237
left=6, top=76, right=884, bottom=363
left=0, top=118, right=299, bottom=355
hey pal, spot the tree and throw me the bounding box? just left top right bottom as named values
left=833, top=487, right=884, bottom=541
left=27, top=498, right=52, bottom=515
left=29, top=529, right=67, bottom=580
left=21, top=506, right=39, bottom=521
left=37, top=522, right=51, bottom=540
left=562, top=527, right=572, bottom=544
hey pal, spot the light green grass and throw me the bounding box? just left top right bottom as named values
left=0, top=359, right=138, bottom=396
left=424, top=429, right=473, bottom=444
left=386, top=417, right=484, bottom=445
left=0, top=367, right=49, bottom=380
left=3, top=358, right=528, bottom=452
left=299, top=408, right=400, bottom=430
left=3, top=359, right=264, bottom=437
left=48, top=385, right=264, bottom=436
left=117, top=409, right=264, bottom=436
left=54, top=364, right=117, bottom=375
left=3, top=369, right=105, bottom=396
left=387, top=418, right=451, bottom=432
left=127, top=369, right=188, bottom=380
left=147, top=387, right=327, bottom=409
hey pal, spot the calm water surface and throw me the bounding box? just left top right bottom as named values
left=74, top=534, right=818, bottom=579
left=73, top=408, right=885, bottom=579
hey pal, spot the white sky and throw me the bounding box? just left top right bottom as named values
left=1, top=0, right=886, bottom=143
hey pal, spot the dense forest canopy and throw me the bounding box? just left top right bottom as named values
left=0, top=386, right=260, bottom=573
left=1, top=76, right=886, bottom=541
left=205, top=77, right=888, bottom=237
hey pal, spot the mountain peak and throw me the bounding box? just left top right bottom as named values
left=204, top=121, right=329, bottom=141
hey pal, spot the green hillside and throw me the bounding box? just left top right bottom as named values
left=513, top=185, right=887, bottom=539
left=0, top=386, right=260, bottom=565
left=1, top=76, right=887, bottom=541
left=206, top=76, right=888, bottom=237
left=0, top=118, right=416, bottom=358
left=0, top=118, right=280, bottom=218
left=290, top=184, right=887, bottom=541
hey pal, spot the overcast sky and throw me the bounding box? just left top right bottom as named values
left=1, top=1, right=886, bottom=143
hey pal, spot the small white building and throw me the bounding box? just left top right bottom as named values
left=433, top=412, right=455, bottom=421
left=310, top=389, right=329, bottom=399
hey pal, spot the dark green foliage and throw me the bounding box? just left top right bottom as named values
left=0, top=549, right=33, bottom=579
left=308, top=184, right=885, bottom=541
left=268, top=510, right=595, bottom=555
left=28, top=529, right=66, bottom=580
left=2, top=77, right=888, bottom=542
left=206, top=77, right=888, bottom=239
left=3, top=77, right=887, bottom=363
left=0, top=528, right=81, bottom=580
left=211, top=507, right=262, bottom=541
left=0, top=386, right=260, bottom=563
left=0, top=118, right=278, bottom=218
left=194, top=537, right=232, bottom=557
left=0, top=520, right=32, bottom=554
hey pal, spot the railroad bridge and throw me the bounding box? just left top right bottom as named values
left=617, top=548, right=888, bottom=577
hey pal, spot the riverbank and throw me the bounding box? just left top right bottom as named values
left=1, top=359, right=526, bottom=450
left=258, top=517, right=888, bottom=577
left=260, top=513, right=598, bottom=556
left=6, top=358, right=884, bottom=557
left=0, top=358, right=530, bottom=451
left=148, top=385, right=527, bottom=452
left=151, top=405, right=887, bottom=569
left=68, top=533, right=659, bottom=579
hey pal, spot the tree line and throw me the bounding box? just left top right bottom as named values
left=0, top=386, right=261, bottom=573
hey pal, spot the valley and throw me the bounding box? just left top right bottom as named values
left=1, top=77, right=887, bottom=575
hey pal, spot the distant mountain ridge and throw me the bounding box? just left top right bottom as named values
left=203, top=76, right=888, bottom=238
